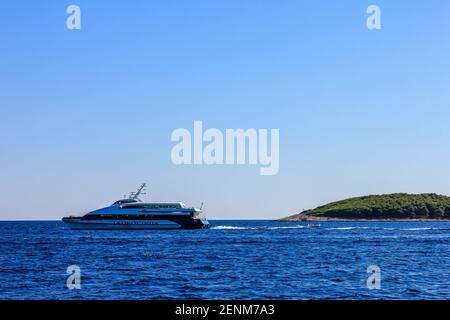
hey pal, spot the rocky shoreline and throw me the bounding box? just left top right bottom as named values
left=278, top=216, right=450, bottom=222
left=278, top=193, right=450, bottom=222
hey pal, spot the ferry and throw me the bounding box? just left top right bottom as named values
left=62, top=184, right=209, bottom=229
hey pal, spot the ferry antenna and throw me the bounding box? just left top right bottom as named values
left=130, top=183, right=147, bottom=201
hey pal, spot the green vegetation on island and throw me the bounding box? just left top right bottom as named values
left=281, top=193, right=450, bottom=221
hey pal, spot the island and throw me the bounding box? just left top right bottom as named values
left=279, top=193, right=450, bottom=221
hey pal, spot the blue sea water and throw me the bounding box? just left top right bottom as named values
left=0, top=220, right=449, bottom=300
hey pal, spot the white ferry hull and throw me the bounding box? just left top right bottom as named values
left=63, top=219, right=182, bottom=230
left=62, top=217, right=209, bottom=230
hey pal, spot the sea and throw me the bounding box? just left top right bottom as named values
left=0, top=220, right=449, bottom=300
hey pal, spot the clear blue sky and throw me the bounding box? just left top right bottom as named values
left=1, top=1, right=450, bottom=219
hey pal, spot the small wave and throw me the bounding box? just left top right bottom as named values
left=398, top=227, right=449, bottom=231
left=268, top=225, right=306, bottom=230
left=196, top=265, right=217, bottom=272
left=212, top=225, right=311, bottom=231
left=212, top=226, right=253, bottom=230
left=381, top=227, right=450, bottom=231
left=326, top=227, right=370, bottom=230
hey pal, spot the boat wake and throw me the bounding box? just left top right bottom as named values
left=391, top=227, right=450, bottom=231
left=211, top=225, right=450, bottom=231
left=326, top=226, right=450, bottom=231
left=212, top=226, right=252, bottom=230
left=326, top=227, right=370, bottom=231
left=211, top=225, right=319, bottom=230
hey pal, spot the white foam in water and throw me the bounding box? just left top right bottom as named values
left=213, top=225, right=449, bottom=231
left=382, top=227, right=449, bottom=231
left=326, top=227, right=371, bottom=230
left=268, top=225, right=307, bottom=230
left=212, top=226, right=254, bottom=230
left=399, top=227, right=441, bottom=231
left=212, top=225, right=313, bottom=230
